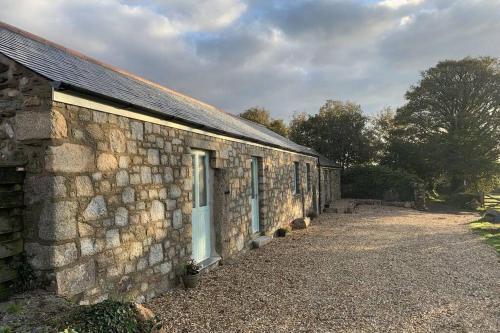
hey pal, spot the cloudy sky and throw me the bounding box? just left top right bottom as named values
left=1, top=0, right=499, bottom=120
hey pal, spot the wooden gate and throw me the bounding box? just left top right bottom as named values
left=0, top=165, right=25, bottom=299
left=480, top=192, right=500, bottom=210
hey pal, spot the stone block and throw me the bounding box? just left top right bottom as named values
left=130, top=121, right=144, bottom=140
left=129, top=242, right=143, bottom=259
left=164, top=167, right=173, bottom=183
left=86, top=123, right=104, bottom=140
left=97, top=153, right=118, bottom=172
left=25, top=175, right=67, bottom=204
left=172, top=209, right=182, bottom=229
left=78, top=223, right=94, bottom=237
left=252, top=236, right=271, bottom=249
left=166, top=199, right=176, bottom=211
left=55, top=260, right=96, bottom=296
left=25, top=242, right=78, bottom=269
left=106, top=229, right=121, bottom=248
left=119, top=156, right=130, bottom=169
left=149, top=243, right=163, bottom=265
left=75, top=176, right=94, bottom=197
left=45, top=143, right=95, bottom=173
left=14, top=109, right=67, bottom=140
left=141, top=166, right=152, bottom=184
left=109, top=128, right=126, bottom=153
left=116, top=170, right=129, bottom=186
left=291, top=217, right=310, bottom=230
left=169, top=184, right=181, bottom=199
left=122, top=187, right=135, bottom=203
left=83, top=195, right=108, bottom=221
left=81, top=238, right=104, bottom=256
left=115, top=207, right=129, bottom=227
left=147, top=149, right=160, bottom=165
left=150, top=200, right=165, bottom=221
left=39, top=201, right=78, bottom=241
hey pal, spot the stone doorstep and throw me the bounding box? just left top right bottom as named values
left=251, top=236, right=272, bottom=249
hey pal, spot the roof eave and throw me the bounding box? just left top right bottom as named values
left=52, top=81, right=319, bottom=158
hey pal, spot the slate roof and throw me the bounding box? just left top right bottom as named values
left=0, top=21, right=317, bottom=156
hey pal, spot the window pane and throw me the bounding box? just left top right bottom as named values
left=198, top=155, right=207, bottom=207
left=294, top=162, right=300, bottom=194
left=192, top=155, right=196, bottom=208
left=251, top=159, right=256, bottom=199
left=306, top=163, right=311, bottom=192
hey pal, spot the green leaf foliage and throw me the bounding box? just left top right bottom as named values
left=59, top=300, right=160, bottom=333
left=290, top=100, right=376, bottom=169
left=384, top=57, right=500, bottom=193
left=239, top=107, right=289, bottom=137
left=341, top=165, right=422, bottom=201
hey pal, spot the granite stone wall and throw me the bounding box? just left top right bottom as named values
left=0, top=56, right=325, bottom=304
left=14, top=89, right=318, bottom=304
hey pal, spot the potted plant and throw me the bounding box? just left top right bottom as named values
left=179, top=259, right=201, bottom=288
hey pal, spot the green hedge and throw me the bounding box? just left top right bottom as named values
left=341, top=165, right=422, bottom=201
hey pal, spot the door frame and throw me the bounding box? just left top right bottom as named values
left=191, top=149, right=213, bottom=264
left=250, top=156, right=260, bottom=234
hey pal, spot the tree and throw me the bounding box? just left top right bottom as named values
left=290, top=100, right=375, bottom=168
left=240, top=107, right=272, bottom=127
left=388, top=57, right=500, bottom=192
left=268, top=119, right=289, bottom=137
left=239, top=107, right=289, bottom=137
left=371, top=107, right=396, bottom=163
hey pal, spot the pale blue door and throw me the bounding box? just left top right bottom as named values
left=251, top=157, right=260, bottom=233
left=191, top=150, right=211, bottom=263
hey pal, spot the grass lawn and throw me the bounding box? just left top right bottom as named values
left=470, top=220, right=500, bottom=254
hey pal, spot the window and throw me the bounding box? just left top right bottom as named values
left=293, top=162, right=300, bottom=194
left=306, top=163, right=311, bottom=192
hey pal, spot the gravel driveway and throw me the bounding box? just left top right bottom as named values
left=148, top=206, right=500, bottom=332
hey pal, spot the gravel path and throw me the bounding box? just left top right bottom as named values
left=148, top=206, right=500, bottom=332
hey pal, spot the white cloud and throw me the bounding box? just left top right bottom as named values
left=378, top=0, right=424, bottom=9
left=0, top=0, right=499, bottom=119
left=399, top=15, right=413, bottom=25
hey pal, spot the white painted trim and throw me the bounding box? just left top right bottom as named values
left=52, top=90, right=316, bottom=158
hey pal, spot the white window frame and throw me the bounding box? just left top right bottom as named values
left=306, top=163, right=311, bottom=193
left=293, top=162, right=300, bottom=194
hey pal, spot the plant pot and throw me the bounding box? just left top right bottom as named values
left=181, top=273, right=200, bottom=288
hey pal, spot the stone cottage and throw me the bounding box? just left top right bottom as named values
left=0, top=22, right=341, bottom=304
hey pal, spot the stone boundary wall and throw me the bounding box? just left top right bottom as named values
left=1, top=56, right=319, bottom=304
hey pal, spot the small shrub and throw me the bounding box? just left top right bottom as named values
left=11, top=254, right=39, bottom=293
left=0, top=326, right=13, bottom=333
left=6, top=303, right=22, bottom=314
left=177, top=259, right=201, bottom=277
left=58, top=300, right=161, bottom=333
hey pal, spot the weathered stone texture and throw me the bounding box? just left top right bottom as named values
left=55, top=260, right=96, bottom=296
left=39, top=201, right=78, bottom=241
left=83, top=196, right=108, bottom=221
left=9, top=73, right=319, bottom=304
left=45, top=143, right=95, bottom=173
